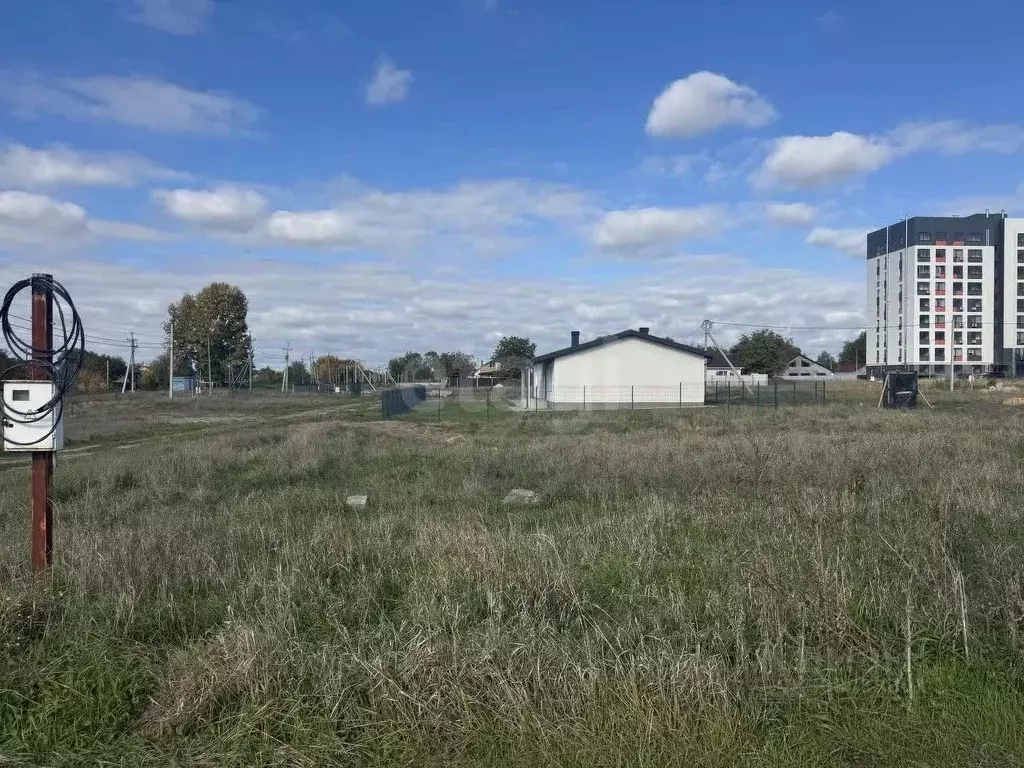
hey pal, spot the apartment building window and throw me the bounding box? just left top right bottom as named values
left=968, top=266, right=983, bottom=279
left=917, top=265, right=930, bottom=278
left=935, top=299, right=946, bottom=312
left=1018, top=331, right=1024, bottom=346
left=918, top=231, right=932, bottom=243
left=953, top=249, right=964, bottom=262
left=935, top=348, right=946, bottom=362
left=968, top=283, right=984, bottom=296
left=917, top=282, right=930, bottom=295
left=1018, top=250, right=1024, bottom=264
left=966, top=233, right=983, bottom=244
left=898, top=255, right=903, bottom=271
left=919, top=331, right=929, bottom=344
left=919, top=348, right=931, bottom=361
left=968, top=249, right=983, bottom=262
left=876, top=261, right=881, bottom=275
left=954, top=331, right=963, bottom=344
left=935, top=231, right=947, bottom=243
left=967, top=332, right=983, bottom=346
left=1018, top=233, right=1024, bottom=247
left=953, top=265, right=963, bottom=278
left=968, top=315, right=982, bottom=328
left=1018, top=283, right=1024, bottom=297
left=953, top=316, right=964, bottom=328
left=1018, top=315, right=1024, bottom=329
left=917, top=248, right=930, bottom=262
left=1018, top=299, right=1024, bottom=312
left=953, top=232, right=965, bottom=245
left=935, top=249, right=946, bottom=263
left=920, top=298, right=929, bottom=311
left=953, top=348, right=963, bottom=362
left=919, top=314, right=929, bottom=328
left=968, top=300, right=983, bottom=312
left=935, top=315, right=946, bottom=328
left=967, top=348, right=982, bottom=361
left=936, top=265, right=947, bottom=279
left=935, top=282, right=947, bottom=296
left=1018, top=265, right=1024, bottom=280
left=953, top=282, right=963, bottom=296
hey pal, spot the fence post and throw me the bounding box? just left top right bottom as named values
left=679, top=381, right=682, bottom=409
left=741, top=382, right=745, bottom=404
left=774, top=380, right=778, bottom=409
left=822, top=381, right=826, bottom=405
left=631, top=385, right=634, bottom=410
left=438, top=390, right=442, bottom=421
left=792, top=381, right=797, bottom=405
left=715, top=380, right=719, bottom=404
left=813, top=380, right=818, bottom=404
left=727, top=380, right=731, bottom=415
left=756, top=383, right=760, bottom=406
left=487, top=388, right=491, bottom=417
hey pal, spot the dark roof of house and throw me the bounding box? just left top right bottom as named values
left=707, top=356, right=737, bottom=369
left=533, top=329, right=713, bottom=364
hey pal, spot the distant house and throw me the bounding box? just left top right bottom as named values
left=531, top=327, right=711, bottom=407
left=779, top=355, right=834, bottom=379
left=705, top=355, right=768, bottom=384
left=834, top=363, right=867, bottom=380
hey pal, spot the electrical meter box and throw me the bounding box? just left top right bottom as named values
left=1, top=380, right=64, bottom=452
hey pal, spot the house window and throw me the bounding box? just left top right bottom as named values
left=968, top=249, right=983, bottom=263
left=917, top=248, right=930, bottom=262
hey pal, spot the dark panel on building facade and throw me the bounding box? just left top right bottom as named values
left=866, top=213, right=1005, bottom=259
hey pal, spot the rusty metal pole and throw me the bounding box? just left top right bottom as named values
left=31, top=274, right=53, bottom=572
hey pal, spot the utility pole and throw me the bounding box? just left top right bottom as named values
left=122, top=332, right=137, bottom=394
left=249, top=336, right=254, bottom=393
left=207, top=336, right=213, bottom=395
left=168, top=321, right=174, bottom=401
left=282, top=343, right=291, bottom=394
left=105, top=359, right=109, bottom=391
left=949, top=320, right=955, bottom=393
left=30, top=274, right=53, bottom=572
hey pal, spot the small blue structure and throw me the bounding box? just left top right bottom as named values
left=172, top=376, right=197, bottom=393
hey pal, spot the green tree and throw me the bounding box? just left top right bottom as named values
left=729, top=330, right=800, bottom=376
left=314, top=355, right=360, bottom=385
left=388, top=351, right=435, bottom=382
left=439, top=351, right=475, bottom=382
left=140, top=352, right=192, bottom=391
left=163, top=283, right=251, bottom=385
left=491, top=336, right=536, bottom=377
left=816, top=351, right=837, bottom=370
left=838, top=332, right=867, bottom=367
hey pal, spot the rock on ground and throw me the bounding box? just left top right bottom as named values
left=503, top=488, right=540, bottom=505
left=346, top=494, right=368, bottom=510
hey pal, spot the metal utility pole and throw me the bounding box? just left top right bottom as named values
left=249, top=336, right=254, bottom=393
left=30, top=274, right=53, bottom=572
left=168, top=321, right=174, bottom=401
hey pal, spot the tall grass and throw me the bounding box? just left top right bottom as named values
left=2, top=403, right=1024, bottom=765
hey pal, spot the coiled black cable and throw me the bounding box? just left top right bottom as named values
left=1, top=275, right=85, bottom=447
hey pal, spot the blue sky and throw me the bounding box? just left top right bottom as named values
left=0, top=0, right=1022, bottom=365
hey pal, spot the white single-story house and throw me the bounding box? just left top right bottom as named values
left=705, top=356, right=768, bottom=384
left=530, top=327, right=711, bottom=408
left=779, top=354, right=834, bottom=379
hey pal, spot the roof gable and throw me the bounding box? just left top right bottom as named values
left=533, top=330, right=712, bottom=364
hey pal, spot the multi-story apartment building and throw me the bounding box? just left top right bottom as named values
left=866, top=212, right=1024, bottom=376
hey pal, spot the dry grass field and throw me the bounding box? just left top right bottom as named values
left=2, top=385, right=1024, bottom=766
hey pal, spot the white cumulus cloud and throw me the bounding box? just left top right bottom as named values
left=805, top=227, right=867, bottom=258
left=646, top=72, right=776, bottom=138
left=366, top=58, right=412, bottom=106
left=765, top=202, right=818, bottom=227
left=755, top=131, right=892, bottom=188
left=0, top=143, right=184, bottom=188
left=0, top=72, right=259, bottom=135
left=154, top=185, right=268, bottom=230
left=0, top=190, right=165, bottom=248
left=591, top=206, right=724, bottom=253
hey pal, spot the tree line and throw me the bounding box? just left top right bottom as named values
left=720, top=329, right=867, bottom=376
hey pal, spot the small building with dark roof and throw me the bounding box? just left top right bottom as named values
left=530, top=327, right=711, bottom=408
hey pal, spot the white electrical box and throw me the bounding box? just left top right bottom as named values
left=1, top=380, right=64, bottom=452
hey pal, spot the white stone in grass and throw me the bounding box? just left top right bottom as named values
left=503, top=488, right=540, bottom=505
left=346, top=494, right=368, bottom=510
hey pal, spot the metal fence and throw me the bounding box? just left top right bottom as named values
left=706, top=379, right=826, bottom=407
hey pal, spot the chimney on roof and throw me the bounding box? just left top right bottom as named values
left=639, top=326, right=650, bottom=335
left=570, top=330, right=580, bottom=348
